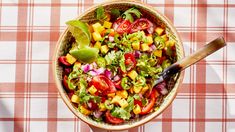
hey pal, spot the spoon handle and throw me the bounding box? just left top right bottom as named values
left=177, top=36, right=226, bottom=70
left=154, top=37, right=226, bottom=86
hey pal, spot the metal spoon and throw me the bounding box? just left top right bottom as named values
left=153, top=37, right=226, bottom=86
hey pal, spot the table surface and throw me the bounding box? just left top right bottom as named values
left=0, top=0, right=235, bottom=132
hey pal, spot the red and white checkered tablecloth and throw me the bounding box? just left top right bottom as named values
left=0, top=0, right=234, bottom=132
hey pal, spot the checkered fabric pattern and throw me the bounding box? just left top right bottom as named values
left=0, top=0, right=234, bottom=132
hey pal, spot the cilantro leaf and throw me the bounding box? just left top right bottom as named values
left=119, top=55, right=126, bottom=72
left=104, top=51, right=116, bottom=65
left=77, top=78, right=100, bottom=103
left=96, top=6, right=106, bottom=20
left=133, top=94, right=141, bottom=101
left=124, top=96, right=134, bottom=112
left=122, top=7, right=142, bottom=22
left=111, top=9, right=121, bottom=20
left=142, top=98, right=148, bottom=106
left=111, top=107, right=131, bottom=120
left=162, top=59, right=171, bottom=69
left=104, top=51, right=123, bottom=66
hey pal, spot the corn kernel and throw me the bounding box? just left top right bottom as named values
left=94, top=41, right=101, bottom=49
left=66, top=53, right=77, bottom=64
left=107, top=93, right=115, bottom=97
left=116, top=90, right=128, bottom=99
left=111, top=95, right=122, bottom=104
left=132, top=41, right=140, bottom=50
left=92, top=22, right=105, bottom=33
left=92, top=32, right=102, bottom=41
left=166, top=40, right=175, bottom=47
left=103, top=21, right=112, bottom=29
left=119, top=99, right=128, bottom=108
left=71, top=94, right=79, bottom=103
left=99, top=103, right=106, bottom=111
left=141, top=43, right=150, bottom=51
left=79, top=105, right=91, bottom=115
left=133, top=104, right=141, bottom=114
left=146, top=35, right=153, bottom=45
left=140, top=85, right=149, bottom=95
left=155, top=27, right=164, bottom=36
left=133, top=86, right=142, bottom=94
left=161, top=34, right=168, bottom=42
left=88, top=85, right=97, bottom=95
left=127, top=70, right=138, bottom=80
left=100, top=45, right=109, bottom=54
left=153, top=49, right=162, bottom=57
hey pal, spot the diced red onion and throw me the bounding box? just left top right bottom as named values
left=81, top=64, right=93, bottom=73
left=147, top=26, right=154, bottom=34
left=134, top=50, right=141, bottom=58
left=104, top=69, right=112, bottom=79
left=150, top=44, right=156, bottom=51
left=113, top=23, right=119, bottom=30
left=149, top=44, right=157, bottom=52
left=154, top=81, right=168, bottom=95
left=88, top=70, right=98, bottom=76
left=93, top=110, right=103, bottom=118
left=87, top=102, right=92, bottom=108
left=109, top=36, right=114, bottom=42
left=146, top=21, right=155, bottom=34
left=95, top=67, right=105, bottom=75
left=113, top=75, right=120, bottom=82
left=87, top=76, right=92, bottom=82
left=160, top=88, right=168, bottom=95
left=138, top=93, right=143, bottom=99
left=92, top=62, right=97, bottom=69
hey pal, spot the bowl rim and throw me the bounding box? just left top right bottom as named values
left=53, top=0, right=185, bottom=130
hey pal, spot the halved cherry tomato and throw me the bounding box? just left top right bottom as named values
left=116, top=20, right=131, bottom=34
left=58, top=56, right=71, bottom=67
left=134, top=100, right=143, bottom=107
left=105, top=111, right=124, bottom=124
left=139, top=89, right=157, bottom=115
left=124, top=53, right=137, bottom=71
left=91, top=75, right=116, bottom=95
left=63, top=67, right=72, bottom=75
left=63, top=75, right=72, bottom=92
left=112, top=18, right=124, bottom=30
left=101, top=97, right=106, bottom=103
left=129, top=18, right=153, bottom=33
left=67, top=92, right=74, bottom=100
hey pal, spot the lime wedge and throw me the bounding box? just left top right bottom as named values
left=69, top=46, right=99, bottom=63
left=66, top=20, right=91, bottom=48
